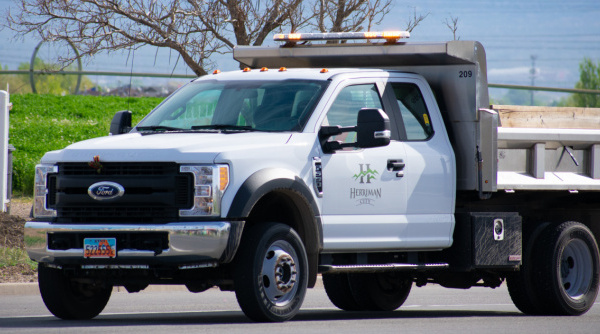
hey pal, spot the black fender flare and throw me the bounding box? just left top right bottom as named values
left=227, top=168, right=323, bottom=287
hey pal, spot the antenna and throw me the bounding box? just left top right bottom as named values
left=127, top=46, right=135, bottom=111
left=530, top=55, right=537, bottom=105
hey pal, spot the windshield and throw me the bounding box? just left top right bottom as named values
left=137, top=79, right=329, bottom=132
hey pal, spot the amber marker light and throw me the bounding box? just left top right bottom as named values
left=382, top=31, right=404, bottom=39
left=219, top=166, right=229, bottom=191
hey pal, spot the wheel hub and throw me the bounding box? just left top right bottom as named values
left=261, top=241, right=299, bottom=306
left=274, top=253, right=297, bottom=293
left=560, top=239, right=593, bottom=299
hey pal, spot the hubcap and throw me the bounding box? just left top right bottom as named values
left=261, top=240, right=299, bottom=306
left=560, top=238, right=593, bottom=299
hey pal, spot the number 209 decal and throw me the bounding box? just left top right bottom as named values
left=459, top=70, right=473, bottom=78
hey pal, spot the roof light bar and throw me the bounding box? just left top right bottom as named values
left=274, top=31, right=410, bottom=43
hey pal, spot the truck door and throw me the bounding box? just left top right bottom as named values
left=319, top=80, right=409, bottom=251
left=383, top=79, right=456, bottom=249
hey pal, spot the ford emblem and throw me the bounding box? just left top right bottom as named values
left=88, top=182, right=125, bottom=201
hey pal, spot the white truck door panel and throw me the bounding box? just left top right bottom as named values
left=387, top=80, right=456, bottom=249
left=320, top=78, right=455, bottom=252
left=321, top=144, right=408, bottom=251
left=319, top=81, right=410, bottom=251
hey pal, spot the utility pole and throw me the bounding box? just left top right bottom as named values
left=530, top=55, right=537, bottom=105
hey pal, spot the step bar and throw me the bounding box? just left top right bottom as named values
left=319, top=263, right=449, bottom=274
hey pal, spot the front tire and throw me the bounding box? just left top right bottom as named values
left=535, top=221, right=600, bottom=315
left=38, top=264, right=112, bottom=320
left=233, top=223, right=308, bottom=322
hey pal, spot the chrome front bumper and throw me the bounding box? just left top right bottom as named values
left=25, top=220, right=244, bottom=266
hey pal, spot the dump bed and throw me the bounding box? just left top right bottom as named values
left=234, top=40, right=600, bottom=192
left=495, top=105, right=600, bottom=190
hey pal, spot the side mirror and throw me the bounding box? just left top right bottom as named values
left=109, top=110, right=132, bottom=135
left=318, top=108, right=391, bottom=153
left=356, top=108, right=391, bottom=148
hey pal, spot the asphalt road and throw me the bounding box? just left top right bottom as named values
left=1, top=283, right=599, bottom=333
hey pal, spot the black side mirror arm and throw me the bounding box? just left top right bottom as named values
left=318, top=125, right=356, bottom=154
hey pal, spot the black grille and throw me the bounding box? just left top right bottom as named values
left=59, top=162, right=178, bottom=176
left=48, top=232, right=169, bottom=252
left=59, top=207, right=177, bottom=224
left=49, top=162, right=193, bottom=224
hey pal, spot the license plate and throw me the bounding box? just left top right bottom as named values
left=84, top=238, right=117, bottom=258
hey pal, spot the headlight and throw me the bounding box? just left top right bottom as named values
left=179, top=164, right=229, bottom=217
left=34, top=164, right=58, bottom=218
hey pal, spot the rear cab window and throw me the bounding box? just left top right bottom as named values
left=390, top=82, right=434, bottom=141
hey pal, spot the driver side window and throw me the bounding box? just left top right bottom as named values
left=323, top=84, right=383, bottom=145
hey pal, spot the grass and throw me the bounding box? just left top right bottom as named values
left=0, top=247, right=37, bottom=270
left=9, top=94, right=164, bottom=195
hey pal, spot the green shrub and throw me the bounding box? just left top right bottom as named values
left=9, top=94, right=164, bottom=195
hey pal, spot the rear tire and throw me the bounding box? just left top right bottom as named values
left=507, top=223, right=548, bottom=315
left=322, top=273, right=363, bottom=311
left=38, top=264, right=112, bottom=320
left=348, top=272, right=412, bottom=311
left=233, top=223, right=308, bottom=322
left=534, top=221, right=600, bottom=315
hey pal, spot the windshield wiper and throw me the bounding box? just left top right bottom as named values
left=191, top=124, right=256, bottom=132
left=136, top=125, right=186, bottom=132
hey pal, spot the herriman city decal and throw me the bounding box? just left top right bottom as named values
left=350, top=163, right=382, bottom=206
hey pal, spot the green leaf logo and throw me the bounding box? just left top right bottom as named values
left=353, top=164, right=378, bottom=184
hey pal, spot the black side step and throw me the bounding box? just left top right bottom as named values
left=319, top=263, right=449, bottom=274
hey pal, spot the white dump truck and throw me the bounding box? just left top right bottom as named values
left=26, top=31, right=600, bottom=322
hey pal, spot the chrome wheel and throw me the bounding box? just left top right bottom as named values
left=261, top=240, right=299, bottom=306
left=234, top=223, right=308, bottom=322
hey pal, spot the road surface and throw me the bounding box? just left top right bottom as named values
left=1, top=283, right=599, bottom=333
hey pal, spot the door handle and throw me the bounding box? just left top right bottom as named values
left=387, top=159, right=405, bottom=177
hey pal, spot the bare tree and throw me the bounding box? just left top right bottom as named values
left=4, top=0, right=424, bottom=76
left=405, top=7, right=429, bottom=33
left=6, top=0, right=226, bottom=76
left=444, top=15, right=460, bottom=40
left=312, top=0, right=392, bottom=33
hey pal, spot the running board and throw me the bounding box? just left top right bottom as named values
left=319, top=263, right=449, bottom=274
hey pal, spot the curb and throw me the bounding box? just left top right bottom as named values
left=0, top=283, right=39, bottom=295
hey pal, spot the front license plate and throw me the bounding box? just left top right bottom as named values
left=84, top=238, right=117, bottom=258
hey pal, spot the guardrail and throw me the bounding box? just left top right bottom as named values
left=488, top=83, right=600, bottom=96
left=1, top=70, right=600, bottom=96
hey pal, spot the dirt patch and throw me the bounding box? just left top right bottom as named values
left=1, top=200, right=37, bottom=283
left=0, top=263, right=37, bottom=283
left=0, top=211, right=26, bottom=249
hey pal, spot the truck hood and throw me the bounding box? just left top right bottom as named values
left=41, top=132, right=294, bottom=164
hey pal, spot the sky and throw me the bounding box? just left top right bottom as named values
left=1, top=0, right=599, bottom=100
